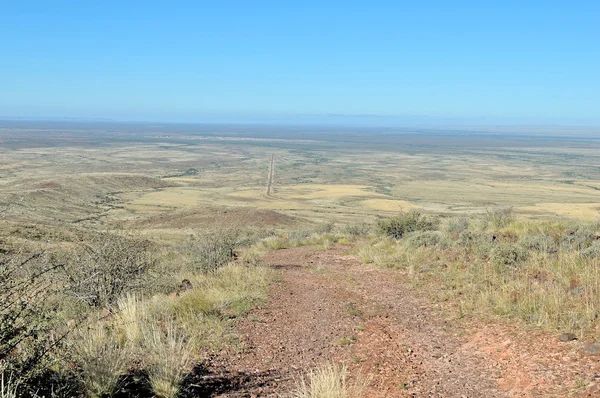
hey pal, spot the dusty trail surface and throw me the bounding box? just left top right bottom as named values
left=192, top=247, right=600, bottom=397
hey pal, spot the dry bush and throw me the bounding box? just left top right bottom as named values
left=404, top=231, right=448, bottom=249
left=315, top=221, right=335, bottom=234
left=562, top=227, right=598, bottom=251
left=483, top=206, right=514, bottom=228
left=357, top=238, right=396, bottom=266
left=237, top=245, right=267, bottom=267
left=0, top=249, right=62, bottom=384
left=63, top=233, right=158, bottom=307
left=262, top=236, right=290, bottom=250
left=188, top=229, right=239, bottom=272
left=489, top=243, right=529, bottom=267
left=113, top=293, right=148, bottom=346
left=444, top=217, right=470, bottom=236
left=260, top=230, right=335, bottom=251
left=341, top=222, right=372, bottom=238
left=195, top=264, right=274, bottom=317
left=290, top=363, right=367, bottom=398
left=580, top=241, right=600, bottom=259
left=519, top=234, right=558, bottom=253
left=473, top=250, right=600, bottom=332
left=377, top=210, right=438, bottom=239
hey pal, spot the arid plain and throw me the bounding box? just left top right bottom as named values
left=2, top=121, right=600, bottom=234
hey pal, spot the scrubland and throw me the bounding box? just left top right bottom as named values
left=0, top=223, right=275, bottom=396
left=358, top=209, right=600, bottom=335
left=2, top=122, right=600, bottom=396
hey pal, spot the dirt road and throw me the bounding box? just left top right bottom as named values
left=265, top=154, right=275, bottom=196
left=187, top=247, right=600, bottom=397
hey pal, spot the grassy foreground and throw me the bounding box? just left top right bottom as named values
left=2, top=208, right=600, bottom=397
left=0, top=225, right=274, bottom=397
left=358, top=210, right=600, bottom=336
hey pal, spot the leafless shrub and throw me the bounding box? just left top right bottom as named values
left=0, top=249, right=62, bottom=383
left=63, top=233, right=158, bottom=307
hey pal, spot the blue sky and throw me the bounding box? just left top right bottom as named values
left=1, top=1, right=599, bottom=125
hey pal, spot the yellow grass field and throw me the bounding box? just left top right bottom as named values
left=3, top=128, right=600, bottom=228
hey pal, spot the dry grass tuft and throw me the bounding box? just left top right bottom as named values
left=141, top=321, right=194, bottom=398
left=73, top=322, right=128, bottom=398
left=0, top=372, right=18, bottom=398
left=114, top=293, right=148, bottom=346
left=69, top=262, right=273, bottom=397
left=290, top=363, right=367, bottom=398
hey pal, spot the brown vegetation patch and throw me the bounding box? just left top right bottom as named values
left=1, top=174, right=172, bottom=223
left=130, top=206, right=298, bottom=230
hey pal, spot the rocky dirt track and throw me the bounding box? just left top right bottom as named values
left=192, top=247, right=600, bottom=397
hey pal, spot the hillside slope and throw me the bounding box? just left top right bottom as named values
left=191, top=247, right=600, bottom=397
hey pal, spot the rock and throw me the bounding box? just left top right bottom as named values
left=559, top=333, right=577, bottom=342
left=582, top=343, right=600, bottom=356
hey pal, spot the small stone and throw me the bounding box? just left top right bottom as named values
left=582, top=343, right=600, bottom=356
left=559, top=333, right=577, bottom=342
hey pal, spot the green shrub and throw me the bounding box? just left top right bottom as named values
left=519, top=234, right=558, bottom=253
left=490, top=243, right=528, bottom=267
left=453, top=230, right=493, bottom=257
left=314, top=221, right=335, bottom=234
left=342, top=222, right=372, bottom=237
left=580, top=241, right=600, bottom=259
left=286, top=229, right=313, bottom=242
left=444, top=217, right=470, bottom=236
left=562, top=227, right=597, bottom=250
left=377, top=210, right=438, bottom=239
left=190, top=229, right=239, bottom=273
left=454, top=230, right=479, bottom=248
left=404, top=231, right=447, bottom=249
left=483, top=207, right=514, bottom=228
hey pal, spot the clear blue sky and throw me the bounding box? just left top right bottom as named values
left=1, top=1, right=599, bottom=125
